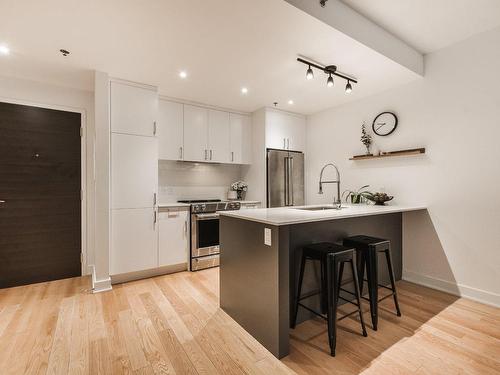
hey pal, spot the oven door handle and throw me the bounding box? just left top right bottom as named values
left=195, top=213, right=220, bottom=220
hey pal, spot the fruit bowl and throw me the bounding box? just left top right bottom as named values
left=365, top=192, right=394, bottom=206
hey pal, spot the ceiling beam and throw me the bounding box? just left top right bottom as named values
left=283, top=0, right=424, bottom=76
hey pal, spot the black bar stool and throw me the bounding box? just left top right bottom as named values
left=291, top=243, right=367, bottom=356
left=343, top=235, right=401, bottom=331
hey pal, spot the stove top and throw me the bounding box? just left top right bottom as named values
left=178, top=199, right=240, bottom=213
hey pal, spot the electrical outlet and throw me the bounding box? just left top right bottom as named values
left=264, top=228, right=272, bottom=246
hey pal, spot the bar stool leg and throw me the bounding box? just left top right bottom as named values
left=384, top=246, right=402, bottom=317
left=326, top=254, right=339, bottom=357
left=320, top=256, right=327, bottom=314
left=292, top=254, right=307, bottom=329
left=365, top=247, right=379, bottom=330
left=336, top=261, right=345, bottom=300
left=356, top=250, right=365, bottom=296
left=350, top=259, right=368, bottom=337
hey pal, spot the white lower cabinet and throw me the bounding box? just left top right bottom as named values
left=111, top=208, right=158, bottom=275
left=158, top=209, right=189, bottom=267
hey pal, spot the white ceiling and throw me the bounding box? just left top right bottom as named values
left=0, top=0, right=424, bottom=114
left=340, top=0, right=500, bottom=54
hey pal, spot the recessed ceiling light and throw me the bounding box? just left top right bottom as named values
left=241, top=87, right=248, bottom=94
left=288, top=100, right=294, bottom=105
left=179, top=71, right=187, bottom=79
left=0, top=44, right=10, bottom=55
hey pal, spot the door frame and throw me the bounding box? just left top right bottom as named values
left=0, top=96, right=89, bottom=276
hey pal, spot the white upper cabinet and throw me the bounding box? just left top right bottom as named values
left=265, top=110, right=306, bottom=152
left=112, top=133, right=158, bottom=209
left=208, top=109, right=230, bottom=163
left=183, top=105, right=208, bottom=162
left=230, top=113, right=252, bottom=164
left=157, top=102, right=251, bottom=165
left=110, top=81, right=158, bottom=137
left=159, top=209, right=189, bottom=267
left=158, top=100, right=184, bottom=160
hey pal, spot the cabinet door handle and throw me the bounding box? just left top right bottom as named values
left=153, top=209, right=157, bottom=228
left=283, top=138, right=286, bottom=149
left=210, top=149, right=213, bottom=160
left=204, top=149, right=208, bottom=160
left=184, top=220, right=187, bottom=234
left=231, top=151, right=234, bottom=162
left=287, top=138, right=290, bottom=150
left=153, top=121, right=157, bottom=136
left=153, top=193, right=157, bottom=206
left=179, top=146, right=183, bottom=160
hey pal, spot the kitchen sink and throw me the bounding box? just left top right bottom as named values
left=296, top=206, right=348, bottom=211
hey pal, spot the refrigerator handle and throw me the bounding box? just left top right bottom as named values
left=284, top=156, right=289, bottom=206
left=289, top=157, right=294, bottom=205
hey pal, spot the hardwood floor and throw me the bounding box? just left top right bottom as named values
left=0, top=269, right=498, bottom=375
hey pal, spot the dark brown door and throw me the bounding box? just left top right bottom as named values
left=0, top=102, right=82, bottom=288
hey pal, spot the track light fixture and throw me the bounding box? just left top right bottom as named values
left=298, top=57, right=357, bottom=93
left=306, top=65, right=314, bottom=80
left=345, top=80, right=352, bottom=94
left=327, top=74, right=334, bottom=88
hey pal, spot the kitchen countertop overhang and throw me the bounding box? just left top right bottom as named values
left=218, top=203, right=427, bottom=226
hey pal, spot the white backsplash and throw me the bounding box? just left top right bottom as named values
left=158, top=160, right=243, bottom=202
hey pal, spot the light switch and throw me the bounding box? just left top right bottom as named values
left=264, top=228, right=272, bottom=246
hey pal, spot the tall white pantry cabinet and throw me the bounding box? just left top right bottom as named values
left=110, top=81, right=159, bottom=275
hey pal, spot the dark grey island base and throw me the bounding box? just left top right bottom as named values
left=219, top=212, right=403, bottom=359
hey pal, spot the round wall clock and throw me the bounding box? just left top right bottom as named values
left=372, top=112, right=398, bottom=136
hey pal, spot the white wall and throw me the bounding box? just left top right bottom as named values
left=92, top=71, right=111, bottom=291
left=0, top=74, right=95, bottom=273
left=306, top=27, right=500, bottom=306
left=158, top=160, right=243, bottom=202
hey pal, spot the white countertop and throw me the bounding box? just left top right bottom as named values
left=219, top=203, right=427, bottom=226
left=236, top=200, right=261, bottom=205
left=158, top=202, right=191, bottom=208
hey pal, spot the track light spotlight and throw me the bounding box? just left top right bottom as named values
left=345, top=80, right=352, bottom=94
left=306, top=65, right=314, bottom=80
left=327, top=74, right=334, bottom=88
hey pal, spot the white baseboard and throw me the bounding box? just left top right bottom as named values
left=110, top=263, right=187, bottom=285
left=89, top=265, right=112, bottom=293
left=403, top=270, right=500, bottom=308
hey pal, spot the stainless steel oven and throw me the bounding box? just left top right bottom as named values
left=178, top=200, right=240, bottom=271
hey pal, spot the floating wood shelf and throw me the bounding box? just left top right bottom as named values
left=350, top=147, right=426, bottom=160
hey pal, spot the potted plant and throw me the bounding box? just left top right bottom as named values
left=342, top=185, right=372, bottom=204
left=230, top=181, right=248, bottom=200
left=360, top=122, right=373, bottom=155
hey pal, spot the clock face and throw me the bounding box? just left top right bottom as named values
left=372, top=112, right=398, bottom=136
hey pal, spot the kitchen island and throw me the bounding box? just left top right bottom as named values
left=219, top=203, right=426, bottom=358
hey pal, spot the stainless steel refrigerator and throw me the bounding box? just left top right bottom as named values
left=267, top=148, right=305, bottom=208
